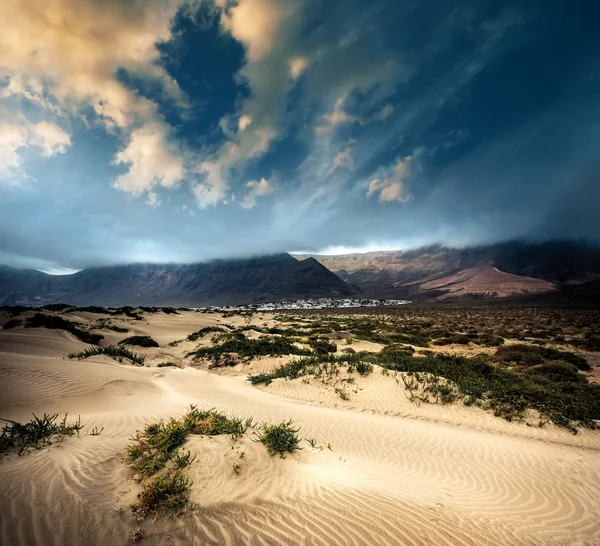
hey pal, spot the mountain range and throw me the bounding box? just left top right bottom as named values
left=296, top=241, right=600, bottom=301
left=0, top=254, right=354, bottom=307
left=2, top=241, right=600, bottom=307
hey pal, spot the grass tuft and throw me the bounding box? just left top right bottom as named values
left=118, top=335, right=159, bottom=348
left=68, top=345, right=146, bottom=366
left=187, top=326, right=227, bottom=341
left=1, top=413, right=83, bottom=456
left=255, top=420, right=301, bottom=458
left=126, top=405, right=254, bottom=518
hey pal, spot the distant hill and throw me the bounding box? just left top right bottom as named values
left=0, top=254, right=356, bottom=307
left=295, top=241, right=600, bottom=301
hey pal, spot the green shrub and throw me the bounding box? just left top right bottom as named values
left=68, top=345, right=146, bottom=366
left=189, top=333, right=312, bottom=360
left=308, top=339, right=337, bottom=355
left=374, top=351, right=599, bottom=430
left=187, top=326, right=227, bottom=341
left=1, top=413, right=83, bottom=455
left=356, top=361, right=374, bottom=376
left=255, top=421, right=301, bottom=458
left=157, top=362, right=178, bottom=368
left=127, top=405, right=253, bottom=518
left=132, top=470, right=191, bottom=518
left=118, top=335, right=159, bottom=348
left=495, top=344, right=590, bottom=371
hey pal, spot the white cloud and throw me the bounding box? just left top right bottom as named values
left=316, top=95, right=357, bottom=134
left=330, top=139, right=355, bottom=173
left=193, top=0, right=303, bottom=207
left=0, top=0, right=186, bottom=196
left=241, top=177, right=274, bottom=208
left=367, top=156, right=413, bottom=203
left=289, top=57, right=308, bottom=79
left=113, top=122, right=184, bottom=196
left=0, top=121, right=70, bottom=180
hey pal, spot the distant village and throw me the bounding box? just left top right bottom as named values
left=195, top=298, right=411, bottom=312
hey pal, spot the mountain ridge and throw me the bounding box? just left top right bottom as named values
left=295, top=240, right=600, bottom=301
left=0, top=253, right=356, bottom=307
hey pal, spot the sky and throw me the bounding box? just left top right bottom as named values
left=1, top=0, right=599, bottom=271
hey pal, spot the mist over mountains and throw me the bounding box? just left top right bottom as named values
left=2, top=240, right=600, bottom=307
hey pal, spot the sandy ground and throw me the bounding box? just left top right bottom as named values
left=1, top=310, right=599, bottom=546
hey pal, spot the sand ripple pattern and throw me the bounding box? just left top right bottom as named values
left=1, top=322, right=600, bottom=545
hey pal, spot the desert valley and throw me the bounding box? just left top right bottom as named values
left=2, top=0, right=600, bottom=544
left=1, top=297, right=600, bottom=545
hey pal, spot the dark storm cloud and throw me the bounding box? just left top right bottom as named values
left=1, top=0, right=599, bottom=270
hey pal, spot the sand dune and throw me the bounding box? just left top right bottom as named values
left=1, top=311, right=599, bottom=545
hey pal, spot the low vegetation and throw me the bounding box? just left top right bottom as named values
left=188, top=332, right=312, bottom=363
left=68, top=345, right=146, bottom=366
left=494, top=343, right=590, bottom=371
left=248, top=343, right=598, bottom=431
left=254, top=420, right=301, bottom=458
left=126, top=406, right=253, bottom=518
left=118, top=335, right=159, bottom=348
left=26, top=313, right=104, bottom=344
left=1, top=413, right=83, bottom=456
left=2, top=318, right=21, bottom=329
left=187, top=326, right=227, bottom=341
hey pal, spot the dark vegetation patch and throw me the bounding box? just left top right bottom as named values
left=68, top=345, right=146, bottom=366
left=433, top=334, right=471, bottom=346
left=1, top=413, right=82, bottom=456
left=119, top=335, right=159, bottom=348
left=188, top=333, right=312, bottom=362
left=41, top=303, right=73, bottom=312
left=308, top=338, right=337, bottom=355
left=157, top=362, right=179, bottom=368
left=26, top=313, right=103, bottom=344
left=495, top=344, right=590, bottom=371
left=187, top=326, right=227, bottom=341
left=117, top=307, right=143, bottom=320
left=0, top=305, right=29, bottom=317
left=2, top=318, right=22, bottom=329
left=79, top=306, right=117, bottom=314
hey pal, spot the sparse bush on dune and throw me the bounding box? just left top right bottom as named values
left=2, top=318, right=22, bottom=329
left=68, top=345, right=146, bottom=366
left=0, top=413, right=83, bottom=456
left=118, top=335, right=159, bottom=348
left=248, top=343, right=599, bottom=431
left=255, top=420, right=301, bottom=458
left=308, top=338, right=337, bottom=355
left=26, top=313, right=104, bottom=344
left=187, top=326, right=227, bottom=341
left=127, top=406, right=256, bottom=518
left=188, top=332, right=312, bottom=362
left=495, top=344, right=590, bottom=371
left=133, top=470, right=191, bottom=518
